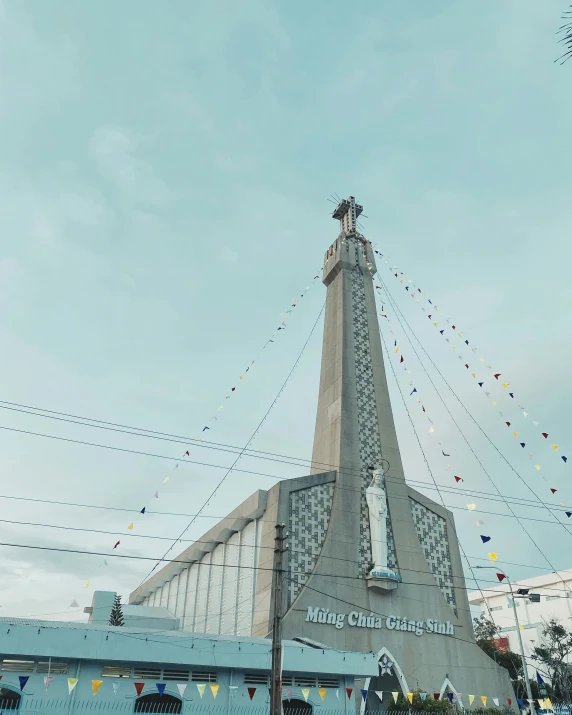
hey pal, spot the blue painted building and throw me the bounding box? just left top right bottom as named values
left=0, top=614, right=378, bottom=714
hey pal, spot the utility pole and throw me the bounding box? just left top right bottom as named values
left=506, top=577, right=535, bottom=706
left=270, top=523, right=287, bottom=715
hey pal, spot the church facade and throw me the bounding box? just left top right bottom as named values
left=130, top=197, right=515, bottom=707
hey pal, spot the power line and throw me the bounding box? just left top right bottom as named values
left=136, top=301, right=326, bottom=587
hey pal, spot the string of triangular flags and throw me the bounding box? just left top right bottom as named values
left=373, top=294, right=500, bottom=565
left=77, top=273, right=322, bottom=594
left=371, top=247, right=568, bottom=476
left=11, top=675, right=550, bottom=708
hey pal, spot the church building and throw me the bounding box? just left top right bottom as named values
left=129, top=197, right=516, bottom=707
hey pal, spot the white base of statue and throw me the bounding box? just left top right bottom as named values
left=366, top=568, right=402, bottom=594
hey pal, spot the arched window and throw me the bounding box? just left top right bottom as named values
left=283, top=697, right=313, bottom=715
left=134, top=692, right=182, bottom=713
left=0, top=687, right=21, bottom=711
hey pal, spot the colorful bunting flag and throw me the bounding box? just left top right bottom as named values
left=375, top=691, right=384, bottom=701
left=68, top=678, right=78, bottom=694
left=70, top=599, right=79, bottom=608
left=44, top=676, right=54, bottom=690
left=113, top=683, right=120, bottom=696
left=92, top=680, right=103, bottom=695
left=346, top=688, right=353, bottom=699
left=393, top=692, right=399, bottom=703
left=467, top=504, right=476, bottom=511
left=493, top=697, right=500, bottom=706
left=480, top=535, right=491, bottom=543
left=247, top=687, right=256, bottom=701
left=176, top=684, right=187, bottom=698
left=420, top=692, right=427, bottom=701
left=128, top=523, right=134, bottom=530
left=551, top=488, right=557, bottom=494
left=156, top=684, right=166, bottom=697
left=454, top=476, right=463, bottom=483
left=481, top=696, right=487, bottom=706
left=496, top=572, right=506, bottom=582
left=407, top=693, right=413, bottom=703
left=19, top=676, right=29, bottom=691
left=361, top=689, right=368, bottom=702
left=302, top=688, right=310, bottom=702
left=447, top=693, right=454, bottom=703
left=210, top=684, right=219, bottom=698
left=469, top=695, right=475, bottom=705
left=434, top=693, right=440, bottom=700
left=135, top=683, right=145, bottom=696
left=318, top=688, right=327, bottom=701
left=488, top=552, right=498, bottom=561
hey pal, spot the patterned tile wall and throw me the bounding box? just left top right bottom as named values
left=409, top=498, right=457, bottom=614
left=288, top=482, right=334, bottom=608
left=350, top=253, right=398, bottom=574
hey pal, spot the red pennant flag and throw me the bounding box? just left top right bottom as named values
left=494, top=374, right=501, bottom=380
left=506, top=422, right=511, bottom=427
left=231, top=387, right=236, bottom=392
left=346, top=688, right=353, bottom=700
left=454, top=476, right=463, bottom=483
left=452, top=325, right=456, bottom=330
left=184, top=450, right=189, bottom=456
left=542, top=433, right=549, bottom=439
left=434, top=693, right=440, bottom=700
left=465, top=364, right=469, bottom=369
left=507, top=699, right=512, bottom=706
left=422, top=406, right=426, bottom=412
left=400, top=356, right=404, bottom=363
left=496, top=573, right=506, bottom=582
left=113, top=541, right=120, bottom=549
left=550, top=488, right=557, bottom=494
left=248, top=688, right=256, bottom=701
left=428, top=315, right=432, bottom=319
left=135, top=683, right=145, bottom=696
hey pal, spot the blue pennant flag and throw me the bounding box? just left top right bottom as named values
left=536, top=671, right=545, bottom=685
left=447, top=693, right=454, bottom=703
left=19, top=676, right=29, bottom=691
left=157, top=683, right=166, bottom=697
left=563, top=456, right=568, bottom=463
left=140, top=507, right=146, bottom=514
left=361, top=690, right=368, bottom=702
left=410, top=388, right=417, bottom=395
left=478, top=382, right=483, bottom=387
left=517, top=699, right=525, bottom=709
left=465, top=340, right=469, bottom=345
left=520, top=443, right=526, bottom=448
left=566, top=512, right=571, bottom=518
left=480, top=535, right=491, bottom=543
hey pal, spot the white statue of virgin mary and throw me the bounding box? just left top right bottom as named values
left=366, top=467, right=389, bottom=574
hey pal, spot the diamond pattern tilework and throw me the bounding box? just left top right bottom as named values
left=287, top=483, right=334, bottom=608
left=409, top=498, right=457, bottom=614
left=350, top=263, right=398, bottom=574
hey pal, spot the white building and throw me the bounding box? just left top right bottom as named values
left=468, top=569, right=572, bottom=676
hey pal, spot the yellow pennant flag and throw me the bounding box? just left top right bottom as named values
left=163, top=476, right=170, bottom=483
left=302, top=688, right=310, bottom=702
left=394, top=347, right=399, bottom=353
left=210, top=684, right=219, bottom=698
left=501, top=383, right=509, bottom=389
left=481, top=696, right=487, bottom=706
left=458, top=331, right=463, bottom=336
left=84, top=580, right=90, bottom=589
left=479, top=356, right=484, bottom=361
left=471, top=373, right=476, bottom=378
left=523, top=411, right=528, bottom=417
left=535, top=465, right=542, bottom=471
left=68, top=678, right=78, bottom=694
left=488, top=552, right=498, bottom=562
left=429, top=426, right=435, bottom=433
left=392, top=692, right=399, bottom=703
left=553, top=444, right=559, bottom=451
left=318, top=688, right=327, bottom=701
left=407, top=693, right=413, bottom=703
left=92, top=680, right=103, bottom=695
left=196, top=684, right=206, bottom=698
left=433, top=322, right=439, bottom=327
left=467, top=504, right=476, bottom=511
left=469, top=695, right=475, bottom=706
left=545, top=698, right=553, bottom=709
left=452, top=346, right=456, bottom=351
left=127, top=523, right=134, bottom=530
left=492, top=401, right=497, bottom=406
left=513, top=432, right=518, bottom=437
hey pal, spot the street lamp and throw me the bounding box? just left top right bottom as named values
left=475, top=567, right=535, bottom=705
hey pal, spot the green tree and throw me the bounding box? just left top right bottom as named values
left=557, top=4, right=572, bottom=64
left=532, top=618, right=572, bottom=701
left=473, top=615, right=527, bottom=698
left=109, top=594, right=125, bottom=627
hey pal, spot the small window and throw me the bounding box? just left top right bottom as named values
left=133, top=667, right=161, bottom=680
left=191, top=671, right=217, bottom=683
left=490, top=606, right=503, bottom=612
left=318, top=678, right=340, bottom=688
left=1, top=660, right=34, bottom=673
left=163, top=669, right=190, bottom=681
left=102, top=665, right=132, bottom=678
left=294, top=676, right=316, bottom=687
left=244, top=673, right=269, bottom=685
left=37, top=661, right=68, bottom=674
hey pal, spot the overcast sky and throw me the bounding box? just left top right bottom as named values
left=0, top=0, right=571, bottom=628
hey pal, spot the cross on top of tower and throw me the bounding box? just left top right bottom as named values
left=332, top=195, right=363, bottom=235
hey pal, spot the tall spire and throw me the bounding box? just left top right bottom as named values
left=311, top=196, right=406, bottom=578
